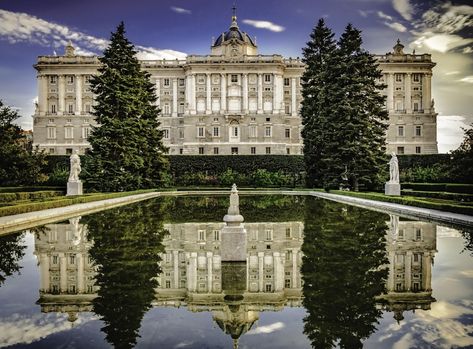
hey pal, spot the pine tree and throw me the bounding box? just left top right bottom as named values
left=84, top=22, right=168, bottom=192
left=450, top=124, right=473, bottom=183
left=300, top=19, right=337, bottom=187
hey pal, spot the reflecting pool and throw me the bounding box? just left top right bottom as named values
left=0, top=195, right=472, bottom=348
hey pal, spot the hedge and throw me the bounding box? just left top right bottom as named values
left=401, top=190, right=473, bottom=202
left=331, top=190, right=473, bottom=216
left=397, top=154, right=451, bottom=168
left=0, top=186, right=65, bottom=193
left=0, top=191, right=64, bottom=203
left=0, top=189, right=156, bottom=217
left=402, top=183, right=473, bottom=194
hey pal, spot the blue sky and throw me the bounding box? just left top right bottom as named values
left=0, top=0, right=472, bottom=152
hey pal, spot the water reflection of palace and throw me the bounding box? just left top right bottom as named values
left=33, top=215, right=437, bottom=326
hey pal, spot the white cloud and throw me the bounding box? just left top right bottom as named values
left=0, top=9, right=187, bottom=60
left=242, top=19, right=285, bottom=33
left=445, top=71, right=460, bottom=75
left=385, top=22, right=407, bottom=32
left=170, top=7, right=191, bottom=15
left=437, top=115, right=469, bottom=153
left=378, top=11, right=393, bottom=21
left=247, top=322, right=285, bottom=334
left=460, top=76, right=473, bottom=83
left=411, top=33, right=473, bottom=53
left=392, top=0, right=414, bottom=20
left=464, top=46, right=473, bottom=53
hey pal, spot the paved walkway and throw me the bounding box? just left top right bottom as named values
left=1, top=189, right=472, bottom=236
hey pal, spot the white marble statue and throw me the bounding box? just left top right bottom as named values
left=68, top=150, right=81, bottom=182
left=388, top=152, right=399, bottom=184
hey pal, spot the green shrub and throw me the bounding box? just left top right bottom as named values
left=402, top=190, right=473, bottom=202
left=402, top=183, right=473, bottom=194
left=0, top=190, right=64, bottom=203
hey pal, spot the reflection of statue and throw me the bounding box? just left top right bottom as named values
left=389, top=214, right=399, bottom=243
left=69, top=216, right=83, bottom=246
left=68, top=150, right=81, bottom=182
left=388, top=152, right=399, bottom=184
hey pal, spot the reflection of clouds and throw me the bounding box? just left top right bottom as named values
left=0, top=312, right=96, bottom=347
left=174, top=341, right=194, bottom=348
left=247, top=321, right=285, bottom=335
left=436, top=225, right=462, bottom=238
left=382, top=301, right=473, bottom=349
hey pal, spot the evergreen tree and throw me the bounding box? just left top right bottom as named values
left=450, top=123, right=473, bottom=183
left=84, top=22, right=168, bottom=192
left=0, top=100, right=47, bottom=185
left=301, top=21, right=388, bottom=190
left=300, top=19, right=337, bottom=187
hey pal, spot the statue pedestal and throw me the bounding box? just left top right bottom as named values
left=385, top=182, right=401, bottom=196
left=67, top=181, right=83, bottom=196
left=221, top=225, right=247, bottom=262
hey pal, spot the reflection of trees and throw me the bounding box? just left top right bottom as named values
left=301, top=199, right=388, bottom=349
left=460, top=229, right=473, bottom=256
left=83, top=200, right=167, bottom=349
left=0, top=232, right=26, bottom=287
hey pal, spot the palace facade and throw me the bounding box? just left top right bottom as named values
left=32, top=11, right=438, bottom=155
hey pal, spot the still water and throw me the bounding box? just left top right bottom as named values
left=0, top=195, right=472, bottom=349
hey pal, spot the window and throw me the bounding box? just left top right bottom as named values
left=179, top=103, right=185, bottom=114
left=413, top=73, right=420, bottom=82
left=197, top=126, right=205, bottom=138
left=179, top=129, right=184, bottom=139
left=198, top=230, right=206, bottom=241
left=266, top=117, right=270, bottom=122
left=49, top=148, right=55, bottom=154
left=65, top=127, right=74, bottom=139
left=163, top=103, right=170, bottom=115
left=251, top=147, right=256, bottom=155
left=397, top=146, right=405, bottom=155
left=231, top=147, right=238, bottom=155
left=286, top=227, right=291, bottom=238
left=416, top=146, right=421, bottom=154
left=398, top=125, right=404, bottom=137
left=162, top=129, right=170, bottom=139
left=67, top=75, right=74, bottom=84
left=285, top=105, right=290, bottom=114
left=286, top=148, right=291, bottom=154
left=265, top=283, right=272, bottom=292
left=68, top=104, right=74, bottom=114
left=265, top=126, right=272, bottom=137
left=199, top=147, right=204, bottom=155
left=416, top=228, right=422, bottom=240
left=48, top=118, right=55, bottom=124
left=84, top=75, right=92, bottom=84
left=52, top=255, right=58, bottom=264
left=82, top=126, right=90, bottom=139
left=413, top=282, right=420, bottom=291
left=179, top=148, right=183, bottom=154
left=286, top=250, right=293, bottom=261
left=264, top=87, right=272, bottom=91
left=265, top=147, right=271, bottom=154
left=197, top=76, right=205, bottom=84
left=232, top=126, right=239, bottom=137
left=47, top=127, right=56, bottom=139
left=395, top=73, right=403, bottom=82
left=415, top=125, right=422, bottom=136
left=50, top=75, right=57, bottom=84
left=249, top=125, right=257, bottom=138
left=265, top=229, right=273, bottom=241
left=179, top=78, right=185, bottom=86
left=163, top=78, right=170, bottom=86
left=413, top=253, right=420, bottom=263
left=69, top=254, right=76, bottom=264
left=231, top=74, right=238, bottom=83
left=66, top=148, right=73, bottom=155
left=213, top=126, right=220, bottom=137
left=285, top=129, right=290, bottom=138
left=284, top=78, right=290, bottom=86
left=51, top=104, right=56, bottom=113
left=214, top=230, right=220, bottom=241
left=165, top=280, right=171, bottom=289
left=413, top=102, right=419, bottom=111
left=264, top=74, right=271, bottom=83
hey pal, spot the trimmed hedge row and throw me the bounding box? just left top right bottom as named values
left=0, top=189, right=156, bottom=217
left=401, top=190, right=473, bottom=202
left=402, top=183, right=473, bottom=194
left=331, top=190, right=473, bottom=216
left=0, top=191, right=64, bottom=203
left=397, top=154, right=451, bottom=168
left=0, top=186, right=65, bottom=193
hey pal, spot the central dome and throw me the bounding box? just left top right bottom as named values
left=212, top=9, right=256, bottom=48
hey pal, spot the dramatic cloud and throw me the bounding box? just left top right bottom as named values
left=437, top=115, right=470, bottom=153
left=170, top=7, right=191, bottom=15
left=242, top=19, right=285, bottom=32
left=412, top=33, right=473, bottom=53
left=377, top=11, right=393, bottom=21
left=0, top=9, right=187, bottom=59
left=385, top=22, right=407, bottom=32
left=247, top=322, right=285, bottom=334
left=459, top=76, right=473, bottom=83
left=392, top=0, right=414, bottom=21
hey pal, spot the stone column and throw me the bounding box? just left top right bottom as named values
left=291, top=77, right=297, bottom=116
left=207, top=251, right=213, bottom=292
left=38, top=75, right=48, bottom=115
left=242, top=73, right=248, bottom=114
left=423, top=252, right=432, bottom=291
left=58, top=75, right=65, bottom=115
left=185, top=75, right=191, bottom=114
left=423, top=73, right=432, bottom=113
left=405, top=73, right=411, bottom=113
left=273, top=252, right=283, bottom=291
left=292, top=249, right=298, bottom=288
left=387, top=73, right=394, bottom=112
left=39, top=253, right=50, bottom=291
left=155, top=78, right=161, bottom=107
left=59, top=253, right=67, bottom=293
left=187, top=252, right=197, bottom=292
left=75, top=75, right=82, bottom=115
left=258, top=252, right=264, bottom=292
left=405, top=252, right=412, bottom=291
left=173, top=250, right=179, bottom=288
left=77, top=253, right=84, bottom=293
left=220, top=73, right=227, bottom=113
left=257, top=73, right=263, bottom=114
left=190, top=74, right=196, bottom=114
left=206, top=73, right=212, bottom=114
left=273, top=74, right=283, bottom=114
left=172, top=78, right=178, bottom=117
left=388, top=251, right=395, bottom=291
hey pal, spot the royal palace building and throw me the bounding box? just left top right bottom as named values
left=32, top=11, right=438, bottom=155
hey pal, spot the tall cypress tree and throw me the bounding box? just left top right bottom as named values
left=300, top=19, right=337, bottom=188
left=84, top=22, right=168, bottom=192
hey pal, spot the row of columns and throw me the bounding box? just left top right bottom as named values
left=156, top=73, right=298, bottom=116
left=386, top=72, right=432, bottom=113
left=37, top=75, right=88, bottom=116
left=39, top=252, right=87, bottom=294
left=387, top=250, right=433, bottom=292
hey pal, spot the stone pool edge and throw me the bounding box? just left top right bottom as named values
left=1, top=189, right=472, bottom=235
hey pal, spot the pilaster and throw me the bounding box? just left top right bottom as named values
left=75, top=75, right=82, bottom=115
left=257, top=73, right=263, bottom=114
left=172, top=78, right=178, bottom=117
left=405, top=73, right=411, bottom=113
left=206, top=73, right=212, bottom=114
left=220, top=73, right=227, bottom=113
left=291, top=77, right=297, bottom=116
left=242, top=73, right=248, bottom=114
left=58, top=75, right=65, bottom=115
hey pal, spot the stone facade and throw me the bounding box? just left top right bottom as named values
left=32, top=14, right=438, bottom=155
